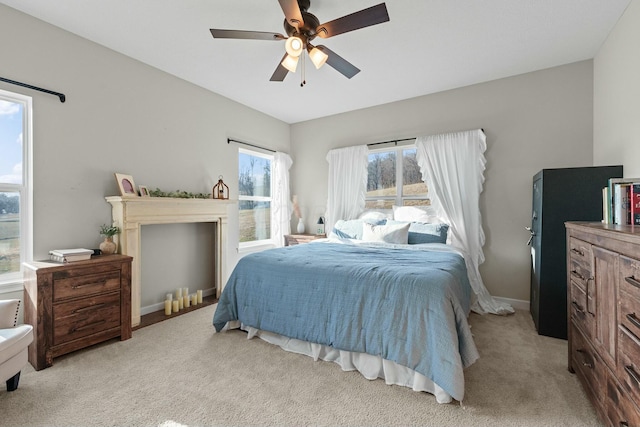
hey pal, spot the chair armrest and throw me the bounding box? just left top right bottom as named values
left=0, top=299, right=20, bottom=328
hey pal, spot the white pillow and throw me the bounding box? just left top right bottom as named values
left=392, top=205, right=440, bottom=223
left=361, top=222, right=410, bottom=244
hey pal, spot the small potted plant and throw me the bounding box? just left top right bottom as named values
left=99, top=224, right=120, bottom=255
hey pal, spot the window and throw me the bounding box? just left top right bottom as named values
left=238, top=148, right=272, bottom=246
left=0, top=89, right=32, bottom=288
left=366, top=146, right=428, bottom=209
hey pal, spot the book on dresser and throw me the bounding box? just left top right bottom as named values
left=48, top=248, right=93, bottom=263
left=607, top=177, right=640, bottom=224
left=632, top=183, right=640, bottom=225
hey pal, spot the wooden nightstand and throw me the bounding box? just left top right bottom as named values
left=284, top=234, right=326, bottom=246
left=23, top=255, right=132, bottom=370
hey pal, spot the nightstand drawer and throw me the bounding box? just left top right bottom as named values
left=53, top=269, right=121, bottom=301
left=53, top=291, right=121, bottom=346
left=284, top=234, right=326, bottom=246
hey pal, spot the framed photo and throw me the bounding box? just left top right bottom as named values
left=139, top=185, right=150, bottom=197
left=114, top=173, right=138, bottom=197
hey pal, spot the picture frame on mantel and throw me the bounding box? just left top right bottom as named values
left=138, top=185, right=150, bottom=197
left=114, top=173, right=138, bottom=197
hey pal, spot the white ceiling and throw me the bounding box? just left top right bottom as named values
left=0, top=0, right=631, bottom=124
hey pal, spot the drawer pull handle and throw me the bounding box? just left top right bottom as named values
left=74, top=303, right=106, bottom=314
left=72, top=279, right=107, bottom=289
left=571, top=270, right=585, bottom=281
left=576, top=349, right=593, bottom=369
left=571, top=248, right=584, bottom=257
left=620, top=324, right=640, bottom=346
left=620, top=422, right=629, bottom=427
left=624, top=365, right=640, bottom=387
left=571, top=301, right=585, bottom=315
left=625, top=276, right=640, bottom=289
left=71, top=319, right=106, bottom=333
left=626, top=313, right=640, bottom=331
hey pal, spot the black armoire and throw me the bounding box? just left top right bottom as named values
left=529, top=165, right=623, bottom=339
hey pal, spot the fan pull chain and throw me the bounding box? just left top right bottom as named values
left=300, top=50, right=306, bottom=87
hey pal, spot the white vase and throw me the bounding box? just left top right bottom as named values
left=296, top=218, right=305, bottom=234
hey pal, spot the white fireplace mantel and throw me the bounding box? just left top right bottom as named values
left=105, top=196, right=235, bottom=326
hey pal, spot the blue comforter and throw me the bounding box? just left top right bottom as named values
left=213, top=241, right=479, bottom=401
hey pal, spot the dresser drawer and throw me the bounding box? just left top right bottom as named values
left=606, top=374, right=640, bottom=427
left=53, top=269, right=121, bottom=301
left=53, top=291, right=121, bottom=346
left=570, top=281, right=594, bottom=339
left=571, top=324, right=605, bottom=402
left=618, top=324, right=640, bottom=406
left=569, top=237, right=592, bottom=291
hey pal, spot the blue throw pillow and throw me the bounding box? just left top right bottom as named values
left=386, top=220, right=449, bottom=244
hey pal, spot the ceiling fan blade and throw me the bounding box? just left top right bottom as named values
left=316, top=46, right=360, bottom=79
left=270, top=53, right=290, bottom=82
left=278, top=0, right=304, bottom=29
left=316, top=3, right=389, bottom=39
left=210, top=29, right=285, bottom=40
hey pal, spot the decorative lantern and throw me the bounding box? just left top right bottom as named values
left=213, top=175, right=229, bottom=199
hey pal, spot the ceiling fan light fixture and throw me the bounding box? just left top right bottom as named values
left=281, top=54, right=299, bottom=73
left=309, top=47, right=328, bottom=69
left=285, top=36, right=304, bottom=57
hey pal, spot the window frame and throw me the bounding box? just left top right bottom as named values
left=366, top=144, right=429, bottom=208
left=237, top=147, right=274, bottom=250
left=0, top=89, right=33, bottom=291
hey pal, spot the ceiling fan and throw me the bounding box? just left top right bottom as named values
left=210, top=0, right=389, bottom=83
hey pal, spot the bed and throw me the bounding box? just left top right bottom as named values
left=212, top=218, right=479, bottom=403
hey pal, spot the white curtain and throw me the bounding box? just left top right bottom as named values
left=325, top=145, right=368, bottom=233
left=271, top=152, right=293, bottom=247
left=416, top=129, right=513, bottom=315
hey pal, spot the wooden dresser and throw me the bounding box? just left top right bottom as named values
left=284, top=233, right=326, bottom=246
left=23, top=255, right=132, bottom=370
left=566, top=222, right=640, bottom=426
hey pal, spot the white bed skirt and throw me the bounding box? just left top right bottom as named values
left=221, top=321, right=453, bottom=404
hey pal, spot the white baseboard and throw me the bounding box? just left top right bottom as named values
left=140, top=287, right=216, bottom=316
left=494, top=296, right=529, bottom=311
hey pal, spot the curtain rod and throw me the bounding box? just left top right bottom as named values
left=227, top=138, right=276, bottom=153
left=0, top=77, right=66, bottom=103
left=367, top=129, right=485, bottom=147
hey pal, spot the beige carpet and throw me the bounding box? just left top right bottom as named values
left=0, top=305, right=600, bottom=426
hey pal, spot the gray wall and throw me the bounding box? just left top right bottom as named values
left=594, top=0, right=640, bottom=175
left=290, top=61, right=595, bottom=304
left=0, top=5, right=290, bottom=305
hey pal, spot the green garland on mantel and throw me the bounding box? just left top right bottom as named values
left=148, top=188, right=211, bottom=199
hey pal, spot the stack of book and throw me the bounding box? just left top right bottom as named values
left=603, top=178, right=640, bottom=225
left=49, top=248, right=94, bottom=263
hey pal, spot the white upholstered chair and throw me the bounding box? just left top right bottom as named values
left=0, top=299, right=34, bottom=392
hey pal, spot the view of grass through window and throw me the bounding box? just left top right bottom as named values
left=238, top=150, right=272, bottom=243
left=0, top=96, right=24, bottom=276
left=366, top=148, right=428, bottom=209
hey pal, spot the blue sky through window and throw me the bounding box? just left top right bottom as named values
left=0, top=100, right=23, bottom=185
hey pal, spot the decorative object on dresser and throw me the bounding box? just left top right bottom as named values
left=528, top=166, right=623, bottom=339
left=23, top=255, right=133, bottom=370
left=283, top=233, right=325, bottom=246
left=565, top=222, right=640, bottom=426
left=99, top=223, right=120, bottom=255
left=48, top=248, right=93, bottom=263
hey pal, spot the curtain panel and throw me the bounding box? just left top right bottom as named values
left=325, top=145, right=368, bottom=233
left=271, top=152, right=293, bottom=247
left=416, top=129, right=513, bottom=315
